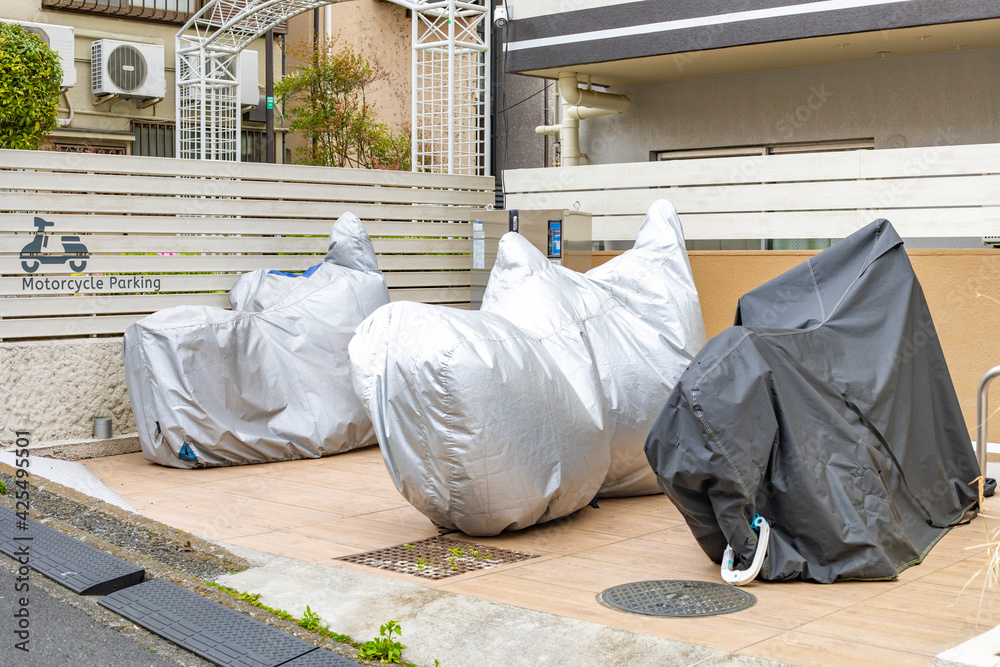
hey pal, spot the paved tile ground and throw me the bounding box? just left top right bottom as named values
left=83, top=447, right=1000, bottom=667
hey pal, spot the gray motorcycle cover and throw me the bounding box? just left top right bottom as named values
left=124, top=213, right=389, bottom=468
left=350, top=200, right=705, bottom=535
left=645, top=219, right=980, bottom=583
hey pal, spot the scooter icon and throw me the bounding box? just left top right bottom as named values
left=20, top=217, right=90, bottom=273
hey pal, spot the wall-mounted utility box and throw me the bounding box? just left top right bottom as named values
left=470, top=208, right=592, bottom=309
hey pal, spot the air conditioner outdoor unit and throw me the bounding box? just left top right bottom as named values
left=0, top=19, right=75, bottom=89
left=91, top=39, right=165, bottom=99
left=239, top=50, right=259, bottom=108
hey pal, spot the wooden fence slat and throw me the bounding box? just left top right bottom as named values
left=587, top=206, right=1000, bottom=241
left=0, top=149, right=494, bottom=190
left=1, top=253, right=469, bottom=275
left=503, top=151, right=863, bottom=192
left=508, top=174, right=1000, bottom=216
left=0, top=216, right=473, bottom=237
left=0, top=314, right=146, bottom=338
left=388, top=287, right=471, bottom=303
left=2, top=293, right=230, bottom=317
left=0, top=236, right=471, bottom=254
left=0, top=270, right=470, bottom=296
left=0, top=171, right=490, bottom=207
left=0, top=193, right=486, bottom=221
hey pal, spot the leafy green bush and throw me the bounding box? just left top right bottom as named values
left=277, top=40, right=411, bottom=170
left=0, top=22, right=62, bottom=150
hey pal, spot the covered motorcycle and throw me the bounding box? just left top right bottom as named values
left=350, top=200, right=705, bottom=535
left=124, top=213, right=389, bottom=468
left=645, top=219, right=980, bottom=583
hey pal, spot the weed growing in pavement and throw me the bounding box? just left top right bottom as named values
left=205, top=585, right=437, bottom=666
left=357, top=620, right=406, bottom=663
left=0, top=480, right=7, bottom=495
left=205, top=583, right=352, bottom=644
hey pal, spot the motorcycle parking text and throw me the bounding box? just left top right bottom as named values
left=21, top=275, right=162, bottom=292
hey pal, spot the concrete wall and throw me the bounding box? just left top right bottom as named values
left=579, top=47, right=1000, bottom=164
left=497, top=74, right=556, bottom=172
left=1, top=338, right=132, bottom=448
left=2, top=0, right=276, bottom=154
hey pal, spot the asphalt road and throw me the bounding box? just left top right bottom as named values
left=0, top=566, right=176, bottom=667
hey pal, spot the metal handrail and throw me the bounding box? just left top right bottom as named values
left=976, top=366, right=1000, bottom=478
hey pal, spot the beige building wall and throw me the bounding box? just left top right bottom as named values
left=579, top=47, right=1000, bottom=165
left=2, top=0, right=276, bottom=155
left=594, top=249, right=1000, bottom=439
left=284, top=0, right=411, bottom=163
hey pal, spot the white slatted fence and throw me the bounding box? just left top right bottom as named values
left=0, top=150, right=493, bottom=339
left=504, top=143, right=1000, bottom=242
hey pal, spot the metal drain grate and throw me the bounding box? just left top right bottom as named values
left=598, top=580, right=756, bottom=617
left=337, top=535, right=539, bottom=580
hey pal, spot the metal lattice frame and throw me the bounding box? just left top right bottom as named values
left=176, top=0, right=489, bottom=174
left=411, top=1, right=489, bottom=175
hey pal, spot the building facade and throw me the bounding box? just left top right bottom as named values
left=503, top=1, right=1000, bottom=163
left=3, top=0, right=279, bottom=160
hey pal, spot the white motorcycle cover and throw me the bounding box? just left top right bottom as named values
left=350, top=200, right=705, bottom=535
left=124, top=213, right=389, bottom=468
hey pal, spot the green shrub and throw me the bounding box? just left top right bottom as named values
left=0, top=22, right=63, bottom=150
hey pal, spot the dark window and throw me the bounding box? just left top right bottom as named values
left=241, top=130, right=265, bottom=163
left=133, top=121, right=174, bottom=157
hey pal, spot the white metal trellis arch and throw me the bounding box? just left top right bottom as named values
left=176, top=0, right=489, bottom=174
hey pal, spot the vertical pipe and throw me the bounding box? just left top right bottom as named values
left=483, top=2, right=491, bottom=177
left=411, top=7, right=418, bottom=172
left=313, top=8, right=319, bottom=157
left=235, top=49, right=243, bottom=162
left=199, top=48, right=207, bottom=160
left=265, top=29, right=275, bottom=163
left=447, top=0, right=456, bottom=174
left=543, top=80, right=549, bottom=167
left=977, top=367, right=1000, bottom=478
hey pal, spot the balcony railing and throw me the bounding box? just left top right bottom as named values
left=42, top=0, right=286, bottom=30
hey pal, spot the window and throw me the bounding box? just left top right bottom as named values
left=133, top=121, right=174, bottom=157
left=241, top=130, right=266, bottom=163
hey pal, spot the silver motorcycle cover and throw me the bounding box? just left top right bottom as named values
left=350, top=200, right=705, bottom=535
left=124, top=213, right=389, bottom=468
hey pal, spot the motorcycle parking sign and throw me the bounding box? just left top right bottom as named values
left=20, top=217, right=90, bottom=273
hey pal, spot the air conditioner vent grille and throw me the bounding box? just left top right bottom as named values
left=107, top=44, right=147, bottom=93
left=22, top=25, right=50, bottom=45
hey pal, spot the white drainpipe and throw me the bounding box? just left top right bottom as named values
left=536, top=72, right=630, bottom=166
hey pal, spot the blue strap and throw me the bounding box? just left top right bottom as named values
left=267, top=264, right=321, bottom=278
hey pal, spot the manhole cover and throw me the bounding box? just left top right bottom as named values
left=337, top=535, right=539, bottom=580
left=598, top=580, right=756, bottom=617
